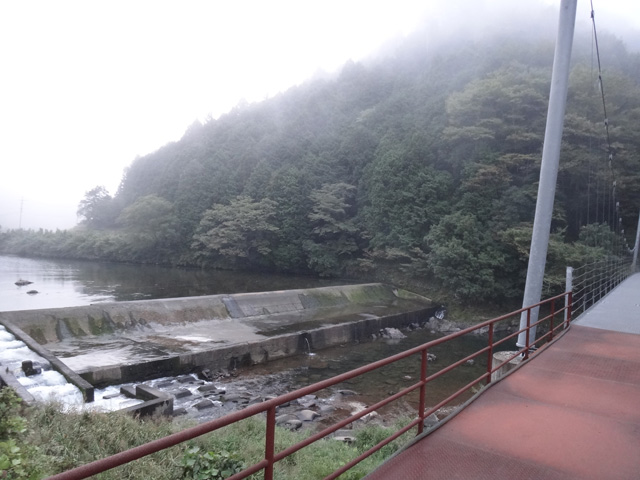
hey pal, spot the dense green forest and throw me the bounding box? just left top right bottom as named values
left=2, top=26, right=639, bottom=305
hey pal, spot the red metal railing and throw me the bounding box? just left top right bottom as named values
left=46, top=291, right=572, bottom=480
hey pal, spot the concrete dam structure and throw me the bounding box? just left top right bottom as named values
left=0, top=283, right=438, bottom=389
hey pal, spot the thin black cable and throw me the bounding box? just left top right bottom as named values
left=566, top=2, right=635, bottom=315
left=590, top=2, right=613, bottom=155
left=589, top=2, right=632, bottom=257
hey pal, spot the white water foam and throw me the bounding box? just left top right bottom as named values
left=36, top=370, right=69, bottom=386
left=0, top=327, right=144, bottom=412
left=0, top=345, right=43, bottom=363
left=2, top=339, right=24, bottom=350
left=0, top=331, right=87, bottom=407
left=175, top=335, right=213, bottom=343
left=0, top=330, right=15, bottom=342
left=29, top=383, right=84, bottom=404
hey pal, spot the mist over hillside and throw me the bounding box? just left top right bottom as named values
left=3, top=7, right=639, bottom=305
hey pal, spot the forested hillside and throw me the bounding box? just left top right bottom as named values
left=3, top=26, right=640, bottom=305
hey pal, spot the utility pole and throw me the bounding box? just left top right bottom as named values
left=19, top=197, right=24, bottom=229
left=517, top=0, right=577, bottom=349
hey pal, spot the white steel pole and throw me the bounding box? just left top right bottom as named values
left=632, top=211, right=640, bottom=271
left=517, top=0, right=577, bottom=348
left=564, top=266, right=573, bottom=327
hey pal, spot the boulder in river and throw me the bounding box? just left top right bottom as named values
left=333, top=429, right=356, bottom=444
left=22, top=360, right=42, bottom=377
left=275, top=414, right=302, bottom=430
left=297, top=409, right=320, bottom=422
left=380, top=327, right=406, bottom=339
left=194, top=399, right=216, bottom=410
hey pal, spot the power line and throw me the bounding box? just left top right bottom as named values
left=19, top=197, right=24, bottom=229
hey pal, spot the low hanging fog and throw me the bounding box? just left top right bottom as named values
left=0, top=0, right=638, bottom=231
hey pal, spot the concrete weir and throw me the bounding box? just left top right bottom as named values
left=0, top=283, right=437, bottom=388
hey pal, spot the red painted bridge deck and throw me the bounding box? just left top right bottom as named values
left=365, top=324, right=640, bottom=479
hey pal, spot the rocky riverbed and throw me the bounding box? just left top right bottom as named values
left=94, top=314, right=517, bottom=432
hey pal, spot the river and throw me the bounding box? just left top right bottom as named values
left=0, top=254, right=353, bottom=312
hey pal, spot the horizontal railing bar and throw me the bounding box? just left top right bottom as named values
left=423, top=347, right=491, bottom=384
left=422, top=373, right=490, bottom=420
left=493, top=307, right=563, bottom=352
left=324, top=418, right=422, bottom=480
left=537, top=306, right=565, bottom=324
left=536, top=330, right=554, bottom=344
left=274, top=380, right=424, bottom=461
left=226, top=459, right=269, bottom=480
left=530, top=315, right=552, bottom=330
left=515, top=344, right=529, bottom=357
left=492, top=329, right=522, bottom=347
left=45, top=403, right=279, bottom=480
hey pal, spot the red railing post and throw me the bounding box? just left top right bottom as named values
left=549, top=298, right=555, bottom=341
left=265, top=406, right=276, bottom=480
left=524, top=308, right=531, bottom=360
left=566, top=291, right=573, bottom=328
left=418, top=348, right=428, bottom=435
left=486, top=323, right=494, bottom=385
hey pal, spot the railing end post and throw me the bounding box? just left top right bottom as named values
left=418, top=348, right=428, bottom=435
left=486, top=323, right=494, bottom=386
left=524, top=308, right=531, bottom=360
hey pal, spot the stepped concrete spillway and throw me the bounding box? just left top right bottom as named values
left=0, top=283, right=438, bottom=388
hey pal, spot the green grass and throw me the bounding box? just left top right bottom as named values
left=2, top=387, right=414, bottom=479
left=27, top=403, right=183, bottom=479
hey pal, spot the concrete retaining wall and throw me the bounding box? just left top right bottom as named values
left=121, top=385, right=173, bottom=417
left=81, top=306, right=433, bottom=387
left=0, top=283, right=415, bottom=344
left=1, top=284, right=437, bottom=389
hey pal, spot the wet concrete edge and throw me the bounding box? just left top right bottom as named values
left=0, top=365, right=36, bottom=405
left=120, top=385, right=174, bottom=417
left=81, top=306, right=436, bottom=388
left=0, top=319, right=95, bottom=402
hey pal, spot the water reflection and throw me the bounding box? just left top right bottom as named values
left=0, top=255, right=354, bottom=312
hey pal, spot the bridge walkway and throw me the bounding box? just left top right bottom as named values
left=366, top=273, right=640, bottom=479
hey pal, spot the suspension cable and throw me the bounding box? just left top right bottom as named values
left=589, top=1, right=631, bottom=256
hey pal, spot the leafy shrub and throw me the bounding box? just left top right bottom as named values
left=181, top=446, right=246, bottom=480
left=0, top=387, right=41, bottom=480
left=0, top=389, right=26, bottom=438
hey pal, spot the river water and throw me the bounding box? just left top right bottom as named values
left=0, top=254, right=351, bottom=312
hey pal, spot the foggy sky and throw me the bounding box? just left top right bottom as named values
left=1, top=0, right=638, bottom=231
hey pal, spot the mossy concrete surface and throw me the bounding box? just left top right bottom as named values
left=0, top=284, right=438, bottom=387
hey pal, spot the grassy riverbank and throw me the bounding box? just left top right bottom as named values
left=1, top=387, right=411, bottom=479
